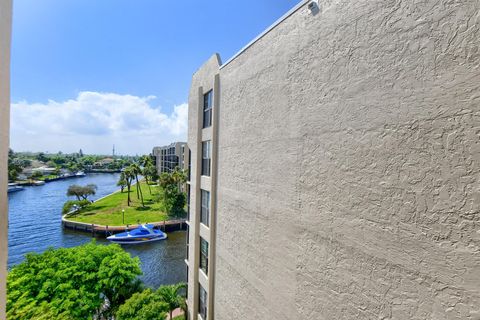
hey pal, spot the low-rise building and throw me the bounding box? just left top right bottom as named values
left=152, top=142, right=189, bottom=174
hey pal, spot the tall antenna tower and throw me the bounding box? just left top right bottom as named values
left=112, top=144, right=115, bottom=158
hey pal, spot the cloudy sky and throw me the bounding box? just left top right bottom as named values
left=11, top=92, right=187, bottom=155
left=10, top=0, right=299, bottom=155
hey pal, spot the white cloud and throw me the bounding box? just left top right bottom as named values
left=10, top=91, right=188, bottom=155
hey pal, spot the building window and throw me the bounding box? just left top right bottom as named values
left=202, top=141, right=211, bottom=176
left=199, top=284, right=208, bottom=320
left=200, top=237, right=208, bottom=275
left=187, top=151, right=191, bottom=181
left=200, top=190, right=210, bottom=226
left=203, top=90, right=213, bottom=128
left=187, top=185, right=191, bottom=221
left=185, top=266, right=189, bottom=299
left=186, top=225, right=189, bottom=260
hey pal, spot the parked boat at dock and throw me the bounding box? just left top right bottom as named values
left=107, top=224, right=167, bottom=244
left=8, top=183, right=25, bottom=193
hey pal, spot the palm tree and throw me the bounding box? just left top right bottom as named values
left=171, top=167, right=187, bottom=191
left=140, top=155, right=158, bottom=195
left=158, top=172, right=175, bottom=208
left=142, top=165, right=158, bottom=195
left=130, top=163, right=145, bottom=207
left=123, top=167, right=135, bottom=206
left=117, top=172, right=127, bottom=192
left=140, top=154, right=153, bottom=168
left=156, top=283, right=186, bottom=320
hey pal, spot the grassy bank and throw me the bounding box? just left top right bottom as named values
left=68, top=181, right=169, bottom=226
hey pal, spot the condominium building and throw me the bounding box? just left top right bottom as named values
left=185, top=1, right=480, bottom=320
left=0, top=1, right=12, bottom=317
left=152, top=142, right=189, bottom=174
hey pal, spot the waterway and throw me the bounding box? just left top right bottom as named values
left=7, top=173, right=186, bottom=288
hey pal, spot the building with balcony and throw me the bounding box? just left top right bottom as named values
left=185, top=0, right=480, bottom=319
left=152, top=142, right=189, bottom=174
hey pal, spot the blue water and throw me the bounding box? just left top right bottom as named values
left=8, top=173, right=186, bottom=288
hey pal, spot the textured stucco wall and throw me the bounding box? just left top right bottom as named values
left=0, top=0, right=12, bottom=318
left=212, top=0, right=480, bottom=319
left=187, top=54, right=222, bottom=319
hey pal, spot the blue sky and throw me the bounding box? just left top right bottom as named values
left=11, top=0, right=299, bottom=155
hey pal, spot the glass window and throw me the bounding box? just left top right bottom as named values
left=199, top=284, right=207, bottom=320
left=203, top=90, right=212, bottom=128
left=186, top=225, right=189, bottom=260
left=200, top=190, right=210, bottom=227
left=201, top=141, right=211, bottom=176
left=187, top=185, right=191, bottom=221
left=200, top=237, right=208, bottom=275
left=187, top=151, right=191, bottom=181
left=185, top=266, right=189, bottom=299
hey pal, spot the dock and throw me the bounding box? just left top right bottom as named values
left=62, top=217, right=187, bottom=237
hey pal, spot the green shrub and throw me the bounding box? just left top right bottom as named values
left=62, top=199, right=91, bottom=215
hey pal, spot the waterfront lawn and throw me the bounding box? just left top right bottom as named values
left=69, top=181, right=168, bottom=226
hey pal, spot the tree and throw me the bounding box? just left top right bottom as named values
left=123, top=168, right=135, bottom=206
left=53, top=166, right=61, bottom=176
left=7, top=241, right=142, bottom=320
left=66, top=184, right=97, bottom=201
left=117, top=172, right=127, bottom=192
left=8, top=169, right=19, bottom=182
left=8, top=149, right=24, bottom=182
left=116, top=289, right=168, bottom=320
left=116, top=283, right=186, bottom=320
left=158, top=168, right=187, bottom=217
left=66, top=161, right=79, bottom=173
left=30, top=170, right=43, bottom=180
left=140, top=155, right=158, bottom=195
left=130, top=164, right=145, bottom=207
left=156, top=283, right=187, bottom=320
left=172, top=167, right=187, bottom=190
left=142, top=165, right=158, bottom=195
left=36, top=152, right=48, bottom=162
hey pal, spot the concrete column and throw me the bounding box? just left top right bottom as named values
left=0, top=0, right=12, bottom=318
left=207, top=73, right=220, bottom=320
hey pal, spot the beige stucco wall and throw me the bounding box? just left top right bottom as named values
left=206, top=0, right=480, bottom=319
left=187, top=54, right=222, bottom=319
left=0, top=0, right=12, bottom=318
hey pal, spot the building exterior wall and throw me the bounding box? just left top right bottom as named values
left=152, top=142, right=189, bottom=174
left=186, top=54, right=221, bottom=320
left=187, top=0, right=480, bottom=319
left=0, top=0, right=12, bottom=318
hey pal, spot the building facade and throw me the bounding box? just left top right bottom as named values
left=186, top=0, right=480, bottom=319
left=0, top=0, right=12, bottom=317
left=152, top=142, right=189, bottom=174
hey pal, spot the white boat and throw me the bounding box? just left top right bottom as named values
left=8, top=183, right=24, bottom=193
left=107, top=224, right=167, bottom=244
left=75, top=171, right=86, bottom=177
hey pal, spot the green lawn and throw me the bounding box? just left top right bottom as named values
left=68, top=181, right=169, bottom=226
left=172, top=315, right=185, bottom=320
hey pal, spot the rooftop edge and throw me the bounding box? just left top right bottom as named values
left=220, top=0, right=310, bottom=70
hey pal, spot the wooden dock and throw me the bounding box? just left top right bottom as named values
left=62, top=217, right=187, bottom=237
